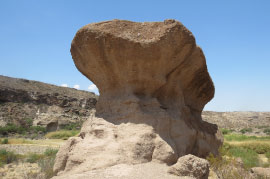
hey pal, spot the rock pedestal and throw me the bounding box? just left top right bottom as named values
left=53, top=19, right=223, bottom=177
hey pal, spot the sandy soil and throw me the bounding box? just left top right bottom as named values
left=53, top=162, right=194, bottom=179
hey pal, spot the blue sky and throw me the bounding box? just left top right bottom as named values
left=0, top=1, right=269, bottom=111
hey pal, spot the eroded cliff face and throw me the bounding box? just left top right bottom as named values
left=0, top=75, right=97, bottom=133
left=53, top=19, right=223, bottom=177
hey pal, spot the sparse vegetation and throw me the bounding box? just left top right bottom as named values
left=256, top=125, right=269, bottom=129
left=0, top=123, right=25, bottom=135
left=240, top=128, right=253, bottom=134
left=208, top=132, right=270, bottom=178
left=38, top=156, right=56, bottom=178
left=0, top=138, right=34, bottom=144
left=45, top=130, right=79, bottom=139
left=0, top=122, right=46, bottom=136
left=44, top=148, right=58, bottom=157
left=23, top=117, right=33, bottom=127
left=226, top=145, right=259, bottom=168
left=224, top=134, right=270, bottom=156
left=234, top=142, right=270, bottom=154
left=0, top=149, right=19, bottom=167
left=224, top=134, right=270, bottom=141
left=62, top=122, right=82, bottom=131
left=0, top=148, right=58, bottom=178
left=266, top=151, right=270, bottom=160
left=26, top=148, right=58, bottom=178
left=207, top=146, right=253, bottom=178
left=263, top=128, right=270, bottom=135
left=221, top=128, right=233, bottom=135
left=30, top=126, right=47, bottom=133
left=1, top=138, right=8, bottom=144
left=26, top=148, right=58, bottom=164
left=39, top=149, right=58, bottom=178
left=26, top=153, right=44, bottom=163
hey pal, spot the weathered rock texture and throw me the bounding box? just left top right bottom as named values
left=251, top=167, right=270, bottom=178
left=53, top=19, right=223, bottom=177
left=168, top=154, right=209, bottom=179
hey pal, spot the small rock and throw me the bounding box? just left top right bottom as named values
left=168, top=154, right=210, bottom=179
left=251, top=167, right=270, bottom=178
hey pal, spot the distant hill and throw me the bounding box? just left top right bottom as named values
left=0, top=75, right=98, bottom=137
left=202, top=111, right=270, bottom=135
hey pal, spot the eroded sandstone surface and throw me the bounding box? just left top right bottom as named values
left=53, top=19, right=223, bottom=177
left=168, top=154, right=209, bottom=179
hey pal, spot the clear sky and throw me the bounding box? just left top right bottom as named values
left=0, top=1, right=269, bottom=111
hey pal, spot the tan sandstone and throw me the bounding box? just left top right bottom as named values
left=168, top=154, right=209, bottom=179
left=53, top=19, right=223, bottom=178
left=251, top=167, right=270, bottom=178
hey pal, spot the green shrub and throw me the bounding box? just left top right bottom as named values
left=17, top=126, right=27, bottom=134
left=44, top=149, right=58, bottom=157
left=226, top=146, right=259, bottom=168
left=26, top=153, right=44, bottom=163
left=62, top=122, right=82, bottom=130
left=0, top=122, right=47, bottom=135
left=265, top=151, right=270, bottom=160
left=30, top=126, right=46, bottom=133
left=207, top=146, right=252, bottom=179
left=24, top=118, right=33, bottom=127
left=224, top=134, right=270, bottom=141
left=1, top=138, right=8, bottom=144
left=240, top=128, right=253, bottom=134
left=0, top=123, right=26, bottom=135
left=45, top=130, right=79, bottom=139
left=0, top=149, right=18, bottom=166
left=40, top=148, right=58, bottom=178
left=38, top=156, right=56, bottom=178
left=211, top=143, right=259, bottom=169
left=221, top=128, right=233, bottom=135
left=0, top=123, right=17, bottom=134
left=239, top=143, right=270, bottom=154
left=20, top=148, right=58, bottom=178
left=263, top=128, right=270, bottom=135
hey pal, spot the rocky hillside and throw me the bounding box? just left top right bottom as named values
left=0, top=75, right=98, bottom=133
left=1, top=75, right=270, bottom=137
left=202, top=111, right=270, bottom=135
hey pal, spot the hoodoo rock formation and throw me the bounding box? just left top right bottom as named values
left=53, top=19, right=223, bottom=177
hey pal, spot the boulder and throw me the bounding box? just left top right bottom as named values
left=168, top=154, right=209, bottom=179
left=53, top=19, right=222, bottom=177
left=251, top=167, right=270, bottom=178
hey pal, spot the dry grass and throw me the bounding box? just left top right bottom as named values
left=0, top=138, right=65, bottom=147
left=226, top=140, right=270, bottom=145
left=0, top=138, right=33, bottom=145
left=29, top=139, right=65, bottom=147
left=207, top=153, right=254, bottom=179
left=226, top=141, right=270, bottom=153
left=45, top=130, right=79, bottom=140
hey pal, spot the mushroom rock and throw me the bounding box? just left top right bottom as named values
left=53, top=19, right=223, bottom=177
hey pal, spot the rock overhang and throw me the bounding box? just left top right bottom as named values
left=70, top=19, right=213, bottom=109
left=53, top=19, right=222, bottom=178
